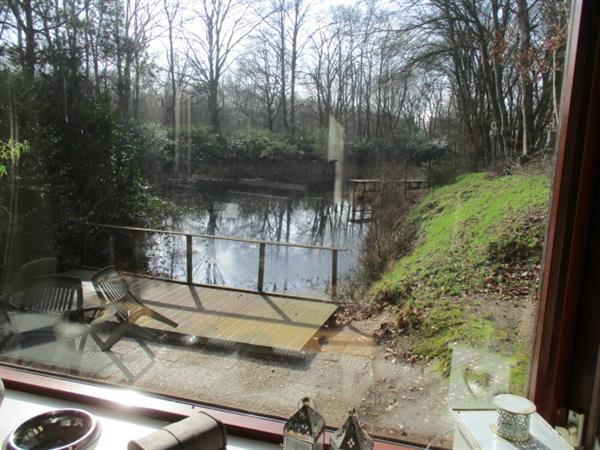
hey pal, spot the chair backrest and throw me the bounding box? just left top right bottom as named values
left=91, top=266, right=129, bottom=304
left=12, top=257, right=59, bottom=293
left=21, top=275, right=83, bottom=312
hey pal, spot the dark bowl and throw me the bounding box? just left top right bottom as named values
left=3, top=409, right=101, bottom=450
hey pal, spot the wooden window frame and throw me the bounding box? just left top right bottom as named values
left=1, top=0, right=600, bottom=448
left=531, top=0, right=600, bottom=447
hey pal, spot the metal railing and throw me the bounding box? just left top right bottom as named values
left=82, top=222, right=344, bottom=299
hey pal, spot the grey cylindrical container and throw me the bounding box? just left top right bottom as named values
left=128, top=413, right=227, bottom=450
left=493, top=394, right=536, bottom=442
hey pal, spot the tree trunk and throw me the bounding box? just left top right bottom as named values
left=8, top=0, right=38, bottom=80
left=164, top=0, right=179, bottom=171
left=289, top=4, right=297, bottom=133
left=517, top=0, right=535, bottom=160
left=208, top=80, right=220, bottom=133
left=278, top=3, right=288, bottom=131
left=186, top=95, right=192, bottom=173
left=490, top=0, right=510, bottom=160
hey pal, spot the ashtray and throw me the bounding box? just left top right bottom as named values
left=3, top=408, right=102, bottom=450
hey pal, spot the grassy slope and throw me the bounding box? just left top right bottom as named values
left=372, top=172, right=550, bottom=393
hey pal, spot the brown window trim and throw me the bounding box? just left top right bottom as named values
left=532, top=0, right=600, bottom=445
left=0, top=365, right=418, bottom=450
left=531, top=0, right=600, bottom=439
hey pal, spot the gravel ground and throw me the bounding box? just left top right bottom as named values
left=1, top=292, right=537, bottom=449
left=1, top=312, right=498, bottom=448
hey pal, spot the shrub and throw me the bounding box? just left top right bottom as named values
left=186, top=127, right=322, bottom=165
left=411, top=139, right=456, bottom=186
left=187, top=125, right=228, bottom=163
left=229, top=129, right=299, bottom=160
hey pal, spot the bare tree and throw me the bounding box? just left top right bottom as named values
left=263, top=0, right=307, bottom=133
left=516, top=0, right=534, bottom=160
left=237, top=30, right=281, bottom=130
left=131, top=0, right=161, bottom=120
left=307, top=25, right=341, bottom=129
left=188, top=0, right=258, bottom=133
left=112, top=0, right=160, bottom=120
left=288, top=0, right=308, bottom=133
left=163, top=0, right=184, bottom=171
left=6, top=0, right=37, bottom=80
left=271, top=0, right=289, bottom=131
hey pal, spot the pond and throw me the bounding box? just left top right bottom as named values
left=146, top=180, right=370, bottom=298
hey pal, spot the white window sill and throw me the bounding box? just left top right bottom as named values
left=0, top=388, right=279, bottom=450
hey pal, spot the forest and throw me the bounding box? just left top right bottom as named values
left=1, top=0, right=569, bottom=154
left=0, top=2, right=572, bottom=443
left=0, top=0, right=569, bottom=277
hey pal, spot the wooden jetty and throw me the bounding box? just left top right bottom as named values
left=72, top=273, right=337, bottom=352
left=349, top=178, right=428, bottom=222
left=77, top=223, right=342, bottom=352
left=129, top=277, right=337, bottom=351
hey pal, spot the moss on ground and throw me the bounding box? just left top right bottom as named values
left=372, top=172, right=550, bottom=393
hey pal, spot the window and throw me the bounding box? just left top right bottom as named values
left=1, top=0, right=599, bottom=448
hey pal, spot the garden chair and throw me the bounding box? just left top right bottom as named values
left=0, top=275, right=84, bottom=351
left=90, top=266, right=178, bottom=351
left=1, top=257, right=59, bottom=311
left=0, top=259, right=56, bottom=350
left=11, top=257, right=59, bottom=294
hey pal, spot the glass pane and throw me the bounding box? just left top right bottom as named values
left=0, top=0, right=572, bottom=447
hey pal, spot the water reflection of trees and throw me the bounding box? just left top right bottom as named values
left=307, top=199, right=356, bottom=247
left=221, top=195, right=362, bottom=249
left=203, top=204, right=225, bottom=285
left=148, top=189, right=367, bottom=294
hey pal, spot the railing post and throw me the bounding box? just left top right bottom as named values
left=81, top=223, right=88, bottom=267
left=258, top=242, right=266, bottom=292
left=186, top=235, right=193, bottom=284
left=331, top=249, right=338, bottom=299
left=132, top=232, right=139, bottom=271
left=108, top=233, right=115, bottom=265
left=404, top=160, right=408, bottom=196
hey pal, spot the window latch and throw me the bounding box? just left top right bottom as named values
left=555, top=410, right=584, bottom=448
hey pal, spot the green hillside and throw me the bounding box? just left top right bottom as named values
left=373, top=172, right=551, bottom=393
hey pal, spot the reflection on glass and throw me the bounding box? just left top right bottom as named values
left=0, top=0, right=570, bottom=447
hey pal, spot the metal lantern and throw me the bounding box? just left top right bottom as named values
left=330, top=409, right=373, bottom=450
left=493, top=394, right=536, bottom=442
left=283, top=397, right=326, bottom=450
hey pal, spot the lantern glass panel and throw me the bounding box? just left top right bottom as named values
left=283, top=437, right=322, bottom=450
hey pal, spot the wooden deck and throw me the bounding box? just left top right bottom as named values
left=111, top=277, right=338, bottom=352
